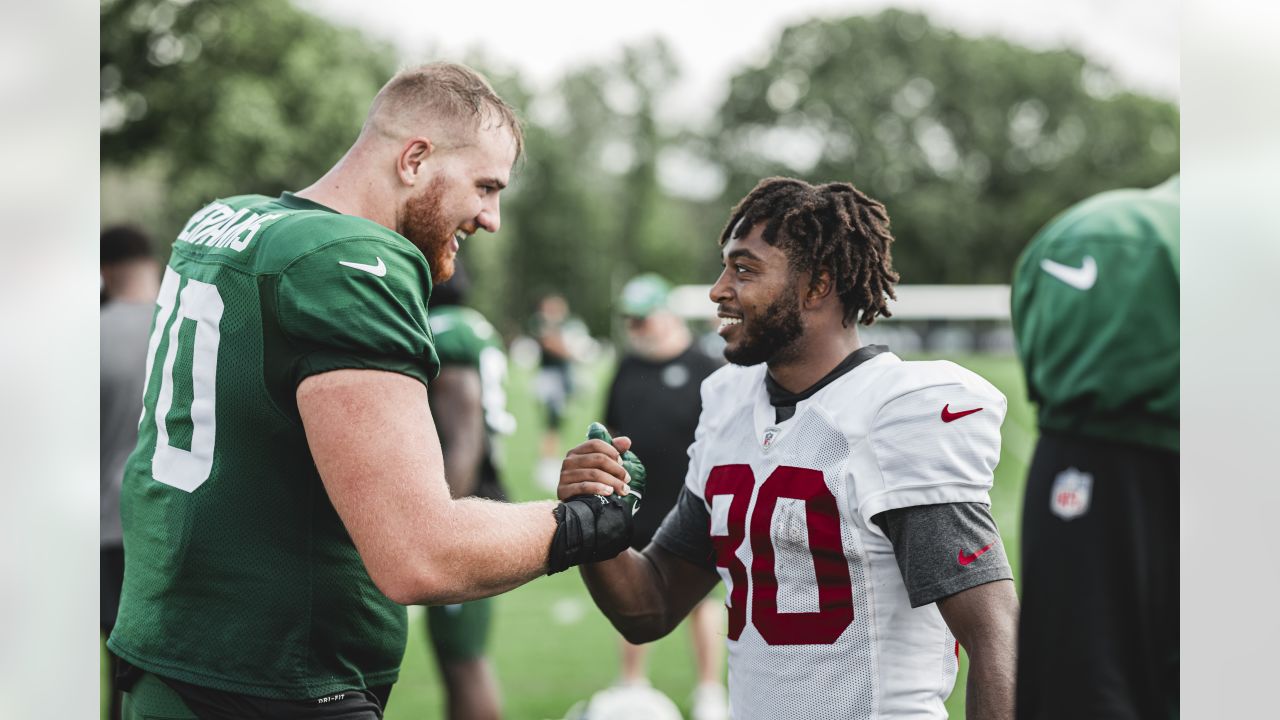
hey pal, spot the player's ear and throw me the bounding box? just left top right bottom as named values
left=396, top=137, right=434, bottom=187
left=804, top=268, right=834, bottom=308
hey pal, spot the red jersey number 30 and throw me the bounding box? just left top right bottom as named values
left=705, top=464, right=853, bottom=645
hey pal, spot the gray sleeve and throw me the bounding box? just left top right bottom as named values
left=650, top=486, right=717, bottom=571
left=872, top=502, right=1013, bottom=608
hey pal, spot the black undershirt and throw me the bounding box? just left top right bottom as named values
left=764, top=345, right=888, bottom=422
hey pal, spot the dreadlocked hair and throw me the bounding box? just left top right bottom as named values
left=718, top=176, right=900, bottom=326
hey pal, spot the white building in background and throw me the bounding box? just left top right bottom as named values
left=669, top=284, right=1016, bottom=355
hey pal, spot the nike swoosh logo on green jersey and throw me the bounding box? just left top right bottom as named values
left=338, top=257, right=387, bottom=277
left=1040, top=255, right=1096, bottom=290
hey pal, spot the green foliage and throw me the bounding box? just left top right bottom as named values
left=101, top=2, right=1178, bottom=329
left=101, top=0, right=396, bottom=237
left=462, top=39, right=715, bottom=337
left=500, top=104, right=621, bottom=336
left=710, top=9, right=1179, bottom=283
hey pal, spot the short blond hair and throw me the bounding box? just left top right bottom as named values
left=364, top=62, right=524, bottom=160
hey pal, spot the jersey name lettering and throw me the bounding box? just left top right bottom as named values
left=177, top=202, right=282, bottom=252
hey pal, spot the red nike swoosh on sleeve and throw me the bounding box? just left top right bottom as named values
left=958, top=543, right=994, bottom=566
left=941, top=404, right=983, bottom=423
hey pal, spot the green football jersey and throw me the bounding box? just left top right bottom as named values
left=1011, top=176, right=1178, bottom=452
left=107, top=192, right=440, bottom=700
left=429, top=305, right=513, bottom=429
left=430, top=305, right=500, bottom=369
left=428, top=305, right=516, bottom=490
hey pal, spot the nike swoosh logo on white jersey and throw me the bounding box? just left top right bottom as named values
left=338, top=257, right=387, bottom=277
left=1040, top=255, right=1096, bottom=290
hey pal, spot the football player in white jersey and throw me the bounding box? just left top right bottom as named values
left=559, top=177, right=1019, bottom=719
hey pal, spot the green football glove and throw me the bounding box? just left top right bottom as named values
left=586, top=422, right=647, bottom=513
left=544, top=423, right=647, bottom=575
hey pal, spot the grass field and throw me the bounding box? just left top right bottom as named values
left=103, top=351, right=1035, bottom=719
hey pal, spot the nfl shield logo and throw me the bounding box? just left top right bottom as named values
left=761, top=426, right=781, bottom=451
left=1050, top=467, right=1093, bottom=520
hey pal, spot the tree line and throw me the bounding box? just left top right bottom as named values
left=101, top=0, right=1179, bottom=336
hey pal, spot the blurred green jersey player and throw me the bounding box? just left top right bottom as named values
left=423, top=263, right=514, bottom=720
left=1011, top=176, right=1179, bottom=720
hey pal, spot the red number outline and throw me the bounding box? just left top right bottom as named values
left=707, top=464, right=853, bottom=645
left=706, top=464, right=754, bottom=640
left=749, top=466, right=853, bottom=645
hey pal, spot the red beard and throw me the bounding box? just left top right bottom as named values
left=400, top=176, right=456, bottom=284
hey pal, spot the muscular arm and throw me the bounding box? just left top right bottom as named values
left=298, top=368, right=626, bottom=606
left=873, top=503, right=1018, bottom=719
left=937, top=579, right=1019, bottom=720
left=426, top=365, right=485, bottom=498
left=580, top=544, right=719, bottom=644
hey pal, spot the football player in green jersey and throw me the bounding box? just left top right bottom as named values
left=1011, top=176, right=1179, bottom=720
left=108, top=62, right=637, bottom=720
left=422, top=264, right=512, bottom=720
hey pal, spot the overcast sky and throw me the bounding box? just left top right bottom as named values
left=301, top=0, right=1179, bottom=126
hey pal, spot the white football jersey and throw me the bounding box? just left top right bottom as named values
left=685, top=351, right=1007, bottom=719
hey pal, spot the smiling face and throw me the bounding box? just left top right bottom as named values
left=399, top=124, right=515, bottom=283
left=709, top=222, right=806, bottom=367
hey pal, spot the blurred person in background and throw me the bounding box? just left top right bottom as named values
left=107, top=62, right=635, bottom=720
left=563, top=177, right=1019, bottom=719
left=531, top=293, right=582, bottom=490
left=100, top=225, right=161, bottom=720
left=1011, top=176, right=1179, bottom=720
left=695, top=316, right=728, bottom=367
left=423, top=261, right=517, bottom=720
left=602, top=273, right=727, bottom=720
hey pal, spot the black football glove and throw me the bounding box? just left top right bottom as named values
left=546, top=422, right=648, bottom=575
left=547, top=493, right=633, bottom=575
